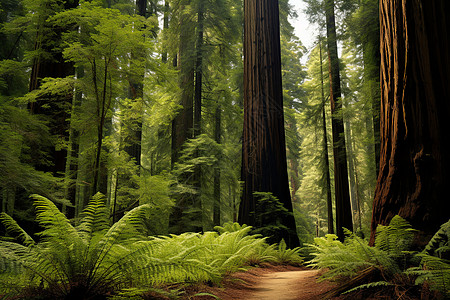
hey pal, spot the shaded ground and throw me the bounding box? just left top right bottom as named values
left=187, top=264, right=338, bottom=300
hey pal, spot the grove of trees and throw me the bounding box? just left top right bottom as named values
left=0, top=0, right=448, bottom=282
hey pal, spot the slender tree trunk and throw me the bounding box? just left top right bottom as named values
left=370, top=0, right=450, bottom=246
left=171, top=2, right=194, bottom=165
left=240, top=0, right=299, bottom=247
left=325, top=0, right=353, bottom=241
left=169, top=1, right=197, bottom=232
left=345, top=118, right=357, bottom=231
left=64, top=66, right=83, bottom=217
left=124, top=0, right=147, bottom=171
left=213, top=104, right=221, bottom=226
left=360, top=0, right=381, bottom=176
left=162, top=1, right=170, bottom=63
left=28, top=0, right=79, bottom=177
left=319, top=38, right=334, bottom=235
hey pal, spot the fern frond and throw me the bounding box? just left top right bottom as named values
left=30, top=194, right=80, bottom=243
left=0, top=212, right=35, bottom=246
left=414, top=253, right=450, bottom=297
left=424, top=219, right=450, bottom=258
left=272, top=239, right=304, bottom=265
left=90, top=204, right=151, bottom=279
left=375, top=215, right=416, bottom=257
left=0, top=240, right=28, bottom=274
left=77, top=192, right=110, bottom=239
left=343, top=280, right=392, bottom=294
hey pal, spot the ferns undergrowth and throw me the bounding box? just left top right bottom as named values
left=308, top=216, right=450, bottom=299
left=0, top=194, right=303, bottom=299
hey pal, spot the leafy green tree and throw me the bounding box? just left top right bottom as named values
left=53, top=3, right=156, bottom=209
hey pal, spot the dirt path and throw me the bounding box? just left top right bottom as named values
left=245, top=270, right=332, bottom=300
left=191, top=265, right=338, bottom=300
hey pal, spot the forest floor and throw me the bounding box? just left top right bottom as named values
left=185, top=264, right=341, bottom=300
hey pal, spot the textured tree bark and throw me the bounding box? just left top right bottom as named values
left=171, top=1, right=194, bottom=166
left=213, top=104, right=221, bottom=226
left=370, top=0, right=450, bottom=246
left=325, top=0, right=353, bottom=241
left=123, top=0, right=147, bottom=170
left=239, top=0, right=299, bottom=247
left=319, top=39, right=334, bottom=235
left=169, top=1, right=198, bottom=233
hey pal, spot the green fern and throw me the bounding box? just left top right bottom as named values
left=1, top=195, right=304, bottom=299
left=374, top=215, right=416, bottom=258
left=409, top=254, right=450, bottom=298
left=0, top=213, right=35, bottom=246
left=308, top=216, right=450, bottom=298
left=270, top=239, right=304, bottom=266
left=0, top=194, right=153, bottom=298
left=424, top=219, right=450, bottom=258
left=343, top=280, right=392, bottom=294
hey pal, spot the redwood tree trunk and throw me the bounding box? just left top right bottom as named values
left=171, top=1, right=194, bottom=166
left=370, top=0, right=450, bottom=245
left=325, top=0, right=353, bottom=241
left=319, top=38, right=334, bottom=235
left=239, top=0, right=298, bottom=247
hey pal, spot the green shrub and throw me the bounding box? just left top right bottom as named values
left=307, top=216, right=450, bottom=298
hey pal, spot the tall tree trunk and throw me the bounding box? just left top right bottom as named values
left=345, top=118, right=357, bottom=231
left=192, top=0, right=204, bottom=229
left=28, top=0, right=79, bottom=176
left=161, top=0, right=170, bottom=63
left=171, top=2, right=194, bottom=165
left=325, top=0, right=353, bottom=241
left=213, top=104, right=221, bottom=226
left=319, top=38, right=334, bottom=234
left=370, top=0, right=450, bottom=246
left=361, top=0, right=381, bottom=176
left=169, top=1, right=197, bottom=232
left=239, top=0, right=299, bottom=248
left=64, top=66, right=83, bottom=217
left=124, top=0, right=147, bottom=171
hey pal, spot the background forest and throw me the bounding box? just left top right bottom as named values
left=0, top=0, right=379, bottom=242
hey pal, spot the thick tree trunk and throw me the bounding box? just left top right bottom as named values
left=239, top=0, right=298, bottom=248
left=325, top=0, right=353, bottom=241
left=370, top=0, right=450, bottom=246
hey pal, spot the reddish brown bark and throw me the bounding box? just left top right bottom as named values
left=325, top=0, right=353, bottom=241
left=239, top=0, right=298, bottom=247
left=370, top=0, right=450, bottom=245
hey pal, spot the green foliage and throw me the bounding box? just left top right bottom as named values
left=272, top=239, right=304, bottom=266
left=307, top=216, right=450, bottom=297
left=374, top=215, right=416, bottom=258
left=250, top=192, right=296, bottom=245
left=214, top=221, right=248, bottom=234
left=1, top=195, right=304, bottom=299
left=0, top=212, right=35, bottom=246
left=0, top=194, right=152, bottom=298
left=424, top=219, right=450, bottom=259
